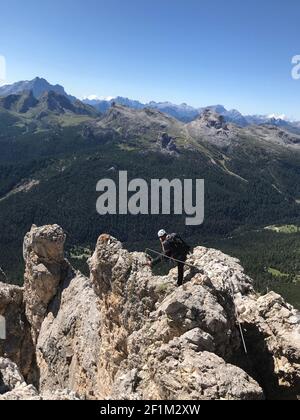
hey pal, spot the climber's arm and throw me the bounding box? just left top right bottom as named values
left=149, top=245, right=174, bottom=267
left=150, top=255, right=163, bottom=267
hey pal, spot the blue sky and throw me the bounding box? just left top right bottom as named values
left=1, top=0, right=300, bottom=118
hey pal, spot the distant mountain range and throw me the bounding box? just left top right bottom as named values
left=1, top=77, right=300, bottom=132
left=83, top=96, right=300, bottom=132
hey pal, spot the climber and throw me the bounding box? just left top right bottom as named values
left=147, top=229, right=191, bottom=286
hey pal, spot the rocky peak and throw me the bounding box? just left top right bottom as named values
left=198, top=109, right=229, bottom=131
left=23, top=224, right=70, bottom=343
left=23, top=224, right=66, bottom=262
left=0, top=225, right=299, bottom=400
left=0, top=77, right=76, bottom=102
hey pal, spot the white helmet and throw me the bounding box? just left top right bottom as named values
left=158, top=229, right=167, bottom=238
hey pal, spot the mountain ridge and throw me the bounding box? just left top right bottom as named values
left=83, top=96, right=299, bottom=129
left=1, top=77, right=298, bottom=129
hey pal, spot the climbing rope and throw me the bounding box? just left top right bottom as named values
left=227, top=271, right=248, bottom=355
left=145, top=248, right=202, bottom=271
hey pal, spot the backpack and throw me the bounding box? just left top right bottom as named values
left=164, top=233, right=191, bottom=257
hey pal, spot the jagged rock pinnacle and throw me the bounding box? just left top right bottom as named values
left=0, top=225, right=299, bottom=400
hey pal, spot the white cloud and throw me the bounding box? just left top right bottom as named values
left=84, top=94, right=100, bottom=100
left=267, top=113, right=289, bottom=121
left=83, top=94, right=115, bottom=101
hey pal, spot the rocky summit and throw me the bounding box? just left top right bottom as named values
left=0, top=224, right=299, bottom=400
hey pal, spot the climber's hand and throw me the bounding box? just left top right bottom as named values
left=145, top=257, right=152, bottom=267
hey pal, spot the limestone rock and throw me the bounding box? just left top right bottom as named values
left=238, top=292, right=300, bottom=398
left=0, top=358, right=79, bottom=400
left=0, top=357, right=25, bottom=393
left=0, top=225, right=299, bottom=400
left=87, top=235, right=172, bottom=397
left=89, top=234, right=132, bottom=297
left=0, top=357, right=39, bottom=400
left=87, top=235, right=261, bottom=399
left=187, top=246, right=254, bottom=296
left=0, top=283, right=33, bottom=377
left=146, top=348, right=263, bottom=400
left=23, top=224, right=66, bottom=262
left=36, top=272, right=102, bottom=399
left=23, top=224, right=69, bottom=342
left=41, top=389, right=81, bottom=400
left=0, top=383, right=41, bottom=400
left=127, top=278, right=240, bottom=362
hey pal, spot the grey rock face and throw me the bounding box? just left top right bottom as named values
left=0, top=357, right=40, bottom=400
left=0, top=384, right=41, bottom=400
left=36, top=272, right=102, bottom=399
left=0, top=357, right=79, bottom=400
left=0, top=357, right=25, bottom=393
left=146, top=348, right=263, bottom=400
left=238, top=292, right=300, bottom=398
left=186, top=110, right=237, bottom=149
left=0, top=225, right=299, bottom=400
left=87, top=235, right=262, bottom=400
left=0, top=283, right=33, bottom=378
left=23, top=224, right=69, bottom=343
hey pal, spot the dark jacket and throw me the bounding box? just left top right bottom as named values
left=152, top=233, right=190, bottom=267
